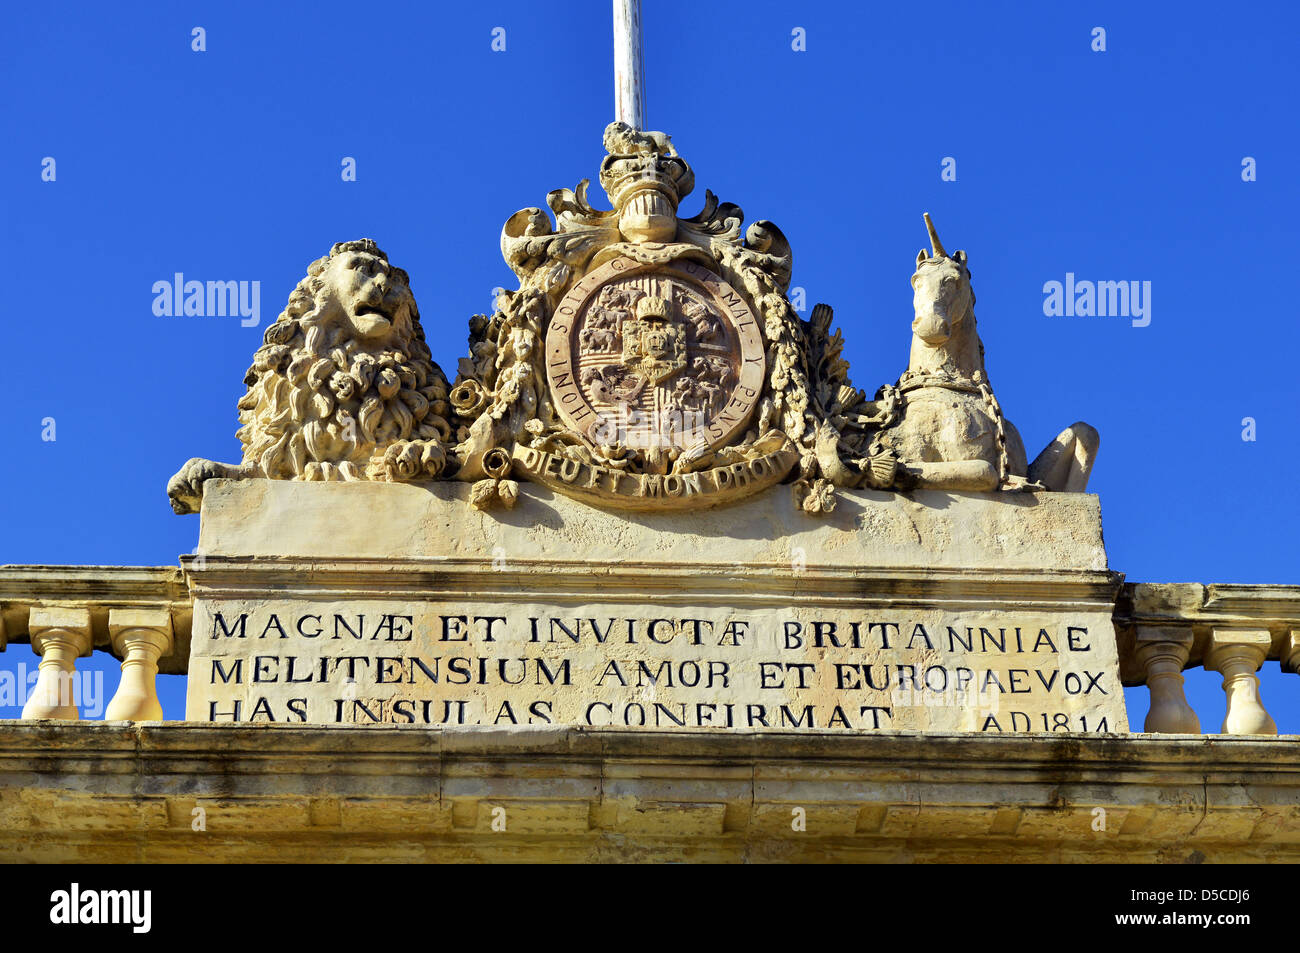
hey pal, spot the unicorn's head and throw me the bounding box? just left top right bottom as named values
left=911, top=213, right=973, bottom=346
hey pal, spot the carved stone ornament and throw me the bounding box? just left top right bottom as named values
left=449, top=120, right=810, bottom=510
left=167, top=123, right=1098, bottom=517
left=526, top=258, right=772, bottom=507
left=166, top=239, right=454, bottom=515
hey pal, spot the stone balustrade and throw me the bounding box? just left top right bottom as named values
left=0, top=566, right=190, bottom=722
left=1, top=567, right=1298, bottom=734
left=1115, top=583, right=1300, bottom=735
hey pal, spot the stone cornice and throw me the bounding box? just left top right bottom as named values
left=180, top=555, right=1123, bottom=612
left=0, top=723, right=1297, bottom=862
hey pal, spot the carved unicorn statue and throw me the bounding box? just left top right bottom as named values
left=859, top=214, right=1099, bottom=492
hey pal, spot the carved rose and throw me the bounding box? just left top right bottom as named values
left=481, top=447, right=513, bottom=480
left=449, top=379, right=489, bottom=419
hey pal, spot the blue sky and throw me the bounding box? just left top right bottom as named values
left=2, top=1, right=1296, bottom=727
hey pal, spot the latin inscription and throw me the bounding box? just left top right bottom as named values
left=188, top=604, right=1123, bottom=734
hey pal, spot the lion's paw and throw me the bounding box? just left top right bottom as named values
left=381, top=440, right=447, bottom=483
left=421, top=441, right=447, bottom=478
left=166, top=457, right=231, bottom=515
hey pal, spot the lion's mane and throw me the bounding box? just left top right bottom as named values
left=236, top=240, right=452, bottom=481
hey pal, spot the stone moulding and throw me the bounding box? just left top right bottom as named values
left=0, top=722, right=1297, bottom=862
left=180, top=556, right=1121, bottom=613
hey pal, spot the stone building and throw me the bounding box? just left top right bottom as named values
left=1, top=118, right=1295, bottom=864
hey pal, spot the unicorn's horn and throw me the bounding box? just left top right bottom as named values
left=924, top=213, right=948, bottom=259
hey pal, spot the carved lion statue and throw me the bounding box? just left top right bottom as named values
left=602, top=120, right=675, bottom=157
left=167, top=239, right=454, bottom=514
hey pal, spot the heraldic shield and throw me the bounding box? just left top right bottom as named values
left=547, top=258, right=764, bottom=457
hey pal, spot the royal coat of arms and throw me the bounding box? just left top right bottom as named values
left=432, top=120, right=811, bottom=510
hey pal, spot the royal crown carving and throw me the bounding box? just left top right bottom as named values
left=168, top=124, right=1097, bottom=516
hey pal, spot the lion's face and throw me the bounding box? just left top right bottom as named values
left=317, top=249, right=415, bottom=343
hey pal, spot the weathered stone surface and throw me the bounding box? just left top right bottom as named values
left=197, top=478, right=1108, bottom=570
left=186, top=479, right=1125, bottom=733
left=1, top=722, right=1297, bottom=863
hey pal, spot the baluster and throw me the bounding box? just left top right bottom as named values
left=104, top=609, right=174, bottom=722
left=1206, top=628, right=1276, bottom=736
left=1283, top=630, right=1300, bottom=675
left=1134, top=627, right=1199, bottom=734
left=21, top=608, right=93, bottom=720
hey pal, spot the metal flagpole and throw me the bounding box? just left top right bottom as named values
left=613, top=0, right=646, bottom=130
